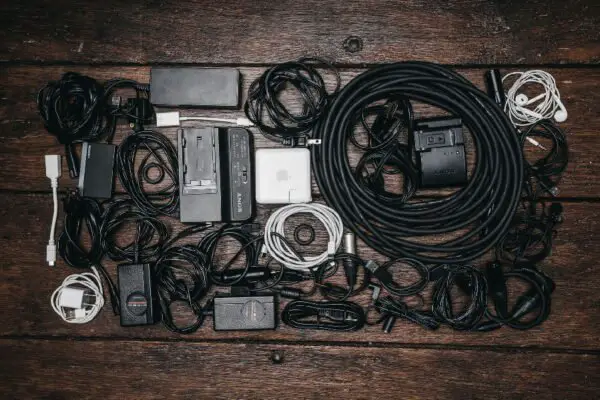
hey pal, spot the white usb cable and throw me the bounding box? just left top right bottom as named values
left=51, top=266, right=105, bottom=324
left=156, top=111, right=254, bottom=128
left=45, top=155, right=61, bottom=266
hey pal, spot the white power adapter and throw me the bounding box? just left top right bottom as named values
left=255, top=148, right=312, bottom=204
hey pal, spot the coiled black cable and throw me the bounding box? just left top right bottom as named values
left=37, top=72, right=116, bottom=178
left=281, top=300, right=365, bottom=331
left=154, top=245, right=210, bottom=334
left=375, top=296, right=440, bottom=330
left=116, top=130, right=179, bottom=217
left=57, top=192, right=120, bottom=313
left=245, top=58, right=341, bottom=142
left=313, top=253, right=371, bottom=301
left=100, top=198, right=170, bottom=263
left=432, top=264, right=487, bottom=330
left=520, top=119, right=568, bottom=198
left=312, top=62, right=523, bottom=264
left=197, top=225, right=262, bottom=286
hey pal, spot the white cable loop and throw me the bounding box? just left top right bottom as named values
left=503, top=70, right=566, bottom=126
left=51, top=266, right=105, bottom=324
left=263, top=203, right=344, bottom=271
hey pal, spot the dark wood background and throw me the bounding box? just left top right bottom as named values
left=1, top=1, right=600, bottom=398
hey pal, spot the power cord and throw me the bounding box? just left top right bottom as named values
left=116, top=130, right=179, bottom=217
left=365, top=258, right=429, bottom=297
left=154, top=245, right=211, bottom=334
left=245, top=57, right=341, bottom=143
left=50, top=266, right=105, bottom=324
left=37, top=72, right=116, bottom=178
left=45, top=155, right=61, bottom=266
left=263, top=203, right=344, bottom=271
left=281, top=300, right=365, bottom=331
left=374, top=296, right=440, bottom=331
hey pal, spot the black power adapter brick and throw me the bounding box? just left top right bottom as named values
left=178, top=126, right=254, bottom=223
left=413, top=116, right=467, bottom=187
left=213, top=293, right=277, bottom=331
left=78, top=142, right=116, bottom=199
left=117, top=263, right=156, bottom=327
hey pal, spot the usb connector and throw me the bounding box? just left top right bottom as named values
left=45, top=155, right=62, bottom=266
left=156, top=111, right=254, bottom=128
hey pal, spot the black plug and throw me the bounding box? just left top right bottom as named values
left=511, top=270, right=555, bottom=320
left=365, top=260, right=393, bottom=285
left=486, top=262, right=508, bottom=318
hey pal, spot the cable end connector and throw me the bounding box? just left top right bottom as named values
left=365, top=260, right=394, bottom=285
left=46, top=243, right=56, bottom=267
left=45, top=154, right=62, bottom=184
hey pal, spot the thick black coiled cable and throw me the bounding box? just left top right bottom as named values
left=245, top=57, right=341, bottom=142
left=100, top=198, right=170, bottom=263
left=154, top=245, right=210, bottom=334
left=431, top=264, right=487, bottom=330
left=37, top=72, right=116, bottom=178
left=57, top=192, right=120, bottom=313
left=312, top=62, right=523, bottom=264
left=282, top=300, right=365, bottom=331
left=116, top=130, right=179, bottom=217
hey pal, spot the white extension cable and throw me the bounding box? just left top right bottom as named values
left=263, top=203, right=344, bottom=271
left=503, top=70, right=568, bottom=127
left=44, top=155, right=61, bottom=266
left=51, top=266, right=105, bottom=324
left=156, top=111, right=254, bottom=127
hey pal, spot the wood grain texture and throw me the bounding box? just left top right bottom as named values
left=1, top=339, right=598, bottom=399
left=1, top=0, right=600, bottom=65
left=0, top=66, right=598, bottom=198
left=1, top=192, right=599, bottom=349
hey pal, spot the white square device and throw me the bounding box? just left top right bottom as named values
left=255, top=148, right=312, bottom=204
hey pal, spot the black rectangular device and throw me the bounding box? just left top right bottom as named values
left=117, top=263, right=156, bottom=327
left=413, top=116, right=467, bottom=188
left=178, top=127, right=254, bottom=223
left=213, top=294, right=277, bottom=331
left=77, top=142, right=116, bottom=199
left=150, top=67, right=240, bottom=108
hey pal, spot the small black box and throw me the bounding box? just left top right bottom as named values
left=213, top=294, right=277, bottom=331
left=78, top=142, right=116, bottom=199
left=150, top=67, right=240, bottom=108
left=117, top=263, right=156, bottom=327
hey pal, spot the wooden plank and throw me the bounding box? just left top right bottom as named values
left=1, top=191, right=599, bottom=349
left=1, top=0, right=600, bottom=65
left=0, top=65, right=597, bottom=198
left=1, top=338, right=598, bottom=399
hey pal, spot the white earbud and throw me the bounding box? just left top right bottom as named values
left=553, top=94, right=568, bottom=122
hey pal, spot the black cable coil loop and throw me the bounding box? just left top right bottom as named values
left=100, top=198, right=170, bottom=264
left=312, top=62, right=524, bottom=264
left=431, top=264, right=488, bottom=330
left=281, top=300, right=366, bottom=331
left=244, top=57, right=341, bottom=142
left=116, top=130, right=179, bottom=217
left=57, top=192, right=120, bottom=313
left=197, top=225, right=262, bottom=286
left=154, top=245, right=211, bottom=334
left=377, top=258, right=429, bottom=297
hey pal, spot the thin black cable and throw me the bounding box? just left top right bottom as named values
left=313, top=253, right=371, bottom=301
left=57, top=192, right=120, bottom=314
left=245, top=57, right=341, bottom=142
left=281, top=300, right=365, bottom=331
left=154, top=245, right=210, bottom=334
left=100, top=198, right=170, bottom=263
left=375, top=258, right=429, bottom=297
left=116, top=130, right=179, bottom=217
left=37, top=72, right=116, bottom=178
left=104, top=78, right=154, bottom=131
left=312, top=62, right=523, bottom=264
left=374, top=296, right=440, bottom=330
left=197, top=225, right=262, bottom=286
left=431, top=264, right=488, bottom=330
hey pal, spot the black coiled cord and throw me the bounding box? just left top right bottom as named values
left=57, top=192, right=120, bottom=313
left=375, top=296, right=440, bottom=330
left=282, top=300, right=365, bottom=331
left=312, top=62, right=523, bottom=264
left=154, top=245, right=210, bottom=334
left=197, top=225, right=262, bottom=286
left=245, top=58, right=341, bottom=142
left=116, top=130, right=179, bottom=217
left=432, top=265, right=488, bottom=330
left=37, top=72, right=116, bottom=178
left=100, top=198, right=170, bottom=263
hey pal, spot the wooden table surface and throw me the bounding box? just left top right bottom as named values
left=1, top=1, right=600, bottom=399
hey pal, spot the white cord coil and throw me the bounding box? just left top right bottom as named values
left=51, top=266, right=105, bottom=324
left=503, top=70, right=567, bottom=126
left=263, top=203, right=344, bottom=271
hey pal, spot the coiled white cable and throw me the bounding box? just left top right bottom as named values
left=263, top=203, right=344, bottom=271
left=51, top=266, right=105, bottom=324
left=503, top=70, right=567, bottom=127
